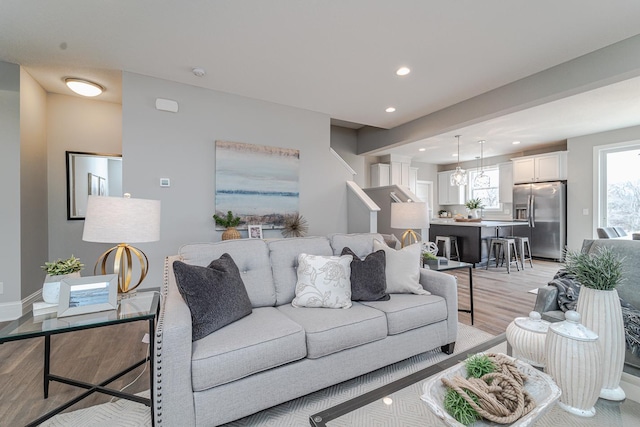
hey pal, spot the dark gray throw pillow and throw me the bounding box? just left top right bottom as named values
left=341, top=247, right=390, bottom=301
left=173, top=253, right=252, bottom=341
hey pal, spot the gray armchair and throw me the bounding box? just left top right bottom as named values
left=596, top=227, right=619, bottom=238
left=534, top=238, right=640, bottom=370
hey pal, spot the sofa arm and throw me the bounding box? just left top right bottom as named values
left=533, top=286, right=561, bottom=315
left=420, top=268, right=458, bottom=344
left=154, top=256, right=196, bottom=427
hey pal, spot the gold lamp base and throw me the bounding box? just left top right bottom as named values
left=400, top=229, right=419, bottom=248
left=94, top=243, right=149, bottom=293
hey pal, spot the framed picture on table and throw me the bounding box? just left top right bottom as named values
left=57, top=275, right=118, bottom=317
left=248, top=225, right=263, bottom=239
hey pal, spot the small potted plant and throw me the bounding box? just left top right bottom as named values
left=213, top=210, right=242, bottom=240
left=464, top=198, right=484, bottom=219
left=564, top=246, right=626, bottom=400
left=41, top=255, right=84, bottom=304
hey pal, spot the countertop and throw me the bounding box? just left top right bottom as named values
left=430, top=219, right=528, bottom=227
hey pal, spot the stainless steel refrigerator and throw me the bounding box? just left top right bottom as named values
left=512, top=181, right=567, bottom=261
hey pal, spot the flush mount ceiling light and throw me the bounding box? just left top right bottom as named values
left=64, top=78, right=104, bottom=97
left=512, top=140, right=521, bottom=145
left=396, top=67, right=411, bottom=76
left=474, top=140, right=490, bottom=188
left=450, top=135, right=467, bottom=186
left=418, top=148, right=426, bottom=152
left=385, top=107, right=396, bottom=113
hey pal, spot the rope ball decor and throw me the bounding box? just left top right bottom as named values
left=442, top=353, right=536, bottom=425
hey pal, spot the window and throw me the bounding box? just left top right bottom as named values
left=468, top=167, right=500, bottom=209
left=598, top=143, right=640, bottom=232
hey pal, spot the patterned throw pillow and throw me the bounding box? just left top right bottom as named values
left=292, top=253, right=353, bottom=309
left=373, top=240, right=430, bottom=295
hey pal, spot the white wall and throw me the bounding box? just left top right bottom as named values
left=122, top=72, right=352, bottom=287
left=567, top=125, right=640, bottom=250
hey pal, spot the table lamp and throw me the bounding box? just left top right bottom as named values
left=390, top=202, right=429, bottom=247
left=82, top=194, right=161, bottom=293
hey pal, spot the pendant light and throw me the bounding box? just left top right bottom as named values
left=450, top=135, right=467, bottom=186
left=474, top=140, right=490, bottom=188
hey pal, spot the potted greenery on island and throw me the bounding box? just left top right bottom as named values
left=213, top=210, right=242, bottom=240
left=41, top=255, right=84, bottom=304
left=464, top=198, right=484, bottom=219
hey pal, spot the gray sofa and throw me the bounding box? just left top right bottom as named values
left=153, top=233, right=458, bottom=426
left=534, top=238, right=640, bottom=370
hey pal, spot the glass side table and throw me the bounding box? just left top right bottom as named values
left=0, top=288, right=160, bottom=427
left=424, top=260, right=474, bottom=324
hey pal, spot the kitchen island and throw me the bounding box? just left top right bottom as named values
left=429, top=219, right=528, bottom=266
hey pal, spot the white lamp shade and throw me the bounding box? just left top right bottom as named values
left=82, top=195, right=161, bottom=243
left=390, top=202, right=430, bottom=229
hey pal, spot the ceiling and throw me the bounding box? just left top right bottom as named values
left=3, top=1, right=640, bottom=164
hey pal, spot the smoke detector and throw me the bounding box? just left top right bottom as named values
left=192, top=67, right=206, bottom=77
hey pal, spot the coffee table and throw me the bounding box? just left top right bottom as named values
left=309, top=333, right=640, bottom=426
left=0, top=288, right=159, bottom=427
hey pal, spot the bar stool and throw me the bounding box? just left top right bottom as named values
left=435, top=235, right=460, bottom=261
left=507, top=236, right=533, bottom=269
left=486, top=237, right=520, bottom=273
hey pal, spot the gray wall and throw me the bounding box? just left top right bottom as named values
left=20, top=69, right=48, bottom=300
left=0, top=61, right=21, bottom=305
left=122, top=72, right=352, bottom=287
left=330, top=125, right=365, bottom=188
left=567, top=125, right=640, bottom=250
left=46, top=94, right=123, bottom=274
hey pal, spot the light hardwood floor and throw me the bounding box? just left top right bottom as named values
left=0, top=259, right=560, bottom=426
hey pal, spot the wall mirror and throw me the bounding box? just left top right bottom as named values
left=66, top=151, right=123, bottom=220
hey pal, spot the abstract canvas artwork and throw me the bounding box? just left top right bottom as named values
left=215, top=140, right=300, bottom=229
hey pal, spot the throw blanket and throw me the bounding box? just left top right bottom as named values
left=549, top=269, right=640, bottom=357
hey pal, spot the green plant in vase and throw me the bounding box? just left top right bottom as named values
left=564, top=245, right=626, bottom=400
left=41, top=255, right=84, bottom=304
left=41, top=255, right=84, bottom=276
left=213, top=210, right=242, bottom=240
left=464, top=198, right=484, bottom=219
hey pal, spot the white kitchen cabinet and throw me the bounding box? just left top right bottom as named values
left=370, top=163, right=390, bottom=187
left=409, top=167, right=418, bottom=194
left=438, top=171, right=465, bottom=205
left=498, top=162, right=513, bottom=203
left=512, top=151, right=567, bottom=183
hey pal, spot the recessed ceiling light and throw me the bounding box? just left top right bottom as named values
left=452, top=153, right=458, bottom=157
left=512, top=140, right=521, bottom=145
left=385, top=107, right=396, bottom=113
left=396, top=67, right=411, bottom=76
left=64, top=78, right=104, bottom=97
left=418, top=148, right=426, bottom=152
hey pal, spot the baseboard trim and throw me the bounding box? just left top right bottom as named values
left=0, top=289, right=42, bottom=322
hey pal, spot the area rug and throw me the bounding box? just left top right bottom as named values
left=42, top=323, right=493, bottom=427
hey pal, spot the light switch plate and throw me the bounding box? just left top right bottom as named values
left=582, top=208, right=589, bottom=215
left=160, top=178, right=170, bottom=187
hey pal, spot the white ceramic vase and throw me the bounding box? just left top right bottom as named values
left=576, top=286, right=626, bottom=401
left=506, top=311, right=550, bottom=368
left=545, top=310, right=602, bottom=417
left=42, top=272, right=81, bottom=304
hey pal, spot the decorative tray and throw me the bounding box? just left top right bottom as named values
left=420, top=353, right=560, bottom=427
left=454, top=218, right=482, bottom=222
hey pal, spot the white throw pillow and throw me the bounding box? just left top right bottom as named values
left=292, top=253, right=353, bottom=309
left=373, top=240, right=429, bottom=295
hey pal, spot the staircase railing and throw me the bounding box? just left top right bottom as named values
left=346, top=181, right=380, bottom=233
